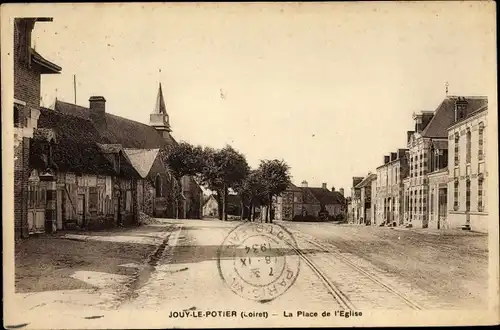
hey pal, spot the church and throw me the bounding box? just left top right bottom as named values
left=27, top=82, right=203, bottom=234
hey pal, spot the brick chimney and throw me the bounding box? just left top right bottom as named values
left=390, top=152, right=397, bottom=161
left=339, top=188, right=344, bottom=196
left=331, top=186, right=336, bottom=192
left=301, top=180, right=308, bottom=188
left=322, top=183, right=327, bottom=189
left=89, top=96, right=106, bottom=115
left=384, top=155, right=390, bottom=164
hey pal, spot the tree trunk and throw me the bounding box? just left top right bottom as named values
left=240, top=200, right=245, bottom=221
left=252, top=204, right=256, bottom=222
left=264, top=205, right=268, bottom=223
left=222, top=184, right=227, bottom=221
left=216, top=191, right=223, bottom=220
left=267, top=194, right=273, bottom=223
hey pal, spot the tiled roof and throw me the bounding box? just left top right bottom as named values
left=306, top=187, right=345, bottom=205
left=32, top=108, right=115, bottom=175
left=421, top=96, right=488, bottom=138
left=55, top=100, right=175, bottom=149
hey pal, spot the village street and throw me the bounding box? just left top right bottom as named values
left=10, top=218, right=488, bottom=329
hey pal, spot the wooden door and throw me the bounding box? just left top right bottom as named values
left=438, top=188, right=447, bottom=230
left=27, top=183, right=46, bottom=234
left=77, top=194, right=86, bottom=227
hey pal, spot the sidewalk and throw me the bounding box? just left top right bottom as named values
left=8, top=223, right=175, bottom=328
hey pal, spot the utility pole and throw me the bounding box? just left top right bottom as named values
left=73, top=75, right=77, bottom=104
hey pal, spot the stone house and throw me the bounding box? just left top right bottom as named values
left=348, top=177, right=364, bottom=223
left=14, top=17, right=62, bottom=238
left=274, top=181, right=346, bottom=221
left=446, top=97, right=488, bottom=232
left=403, top=96, right=487, bottom=229
left=202, top=195, right=219, bottom=218
left=375, top=149, right=409, bottom=226
left=355, top=173, right=377, bottom=225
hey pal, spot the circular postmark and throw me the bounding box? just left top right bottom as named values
left=217, top=222, right=300, bottom=303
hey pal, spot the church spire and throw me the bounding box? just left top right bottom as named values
left=153, top=82, right=167, bottom=115
left=149, top=81, right=171, bottom=132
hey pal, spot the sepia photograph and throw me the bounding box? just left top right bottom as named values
left=1, top=2, right=498, bottom=328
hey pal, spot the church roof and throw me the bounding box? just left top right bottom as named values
left=55, top=100, right=173, bottom=149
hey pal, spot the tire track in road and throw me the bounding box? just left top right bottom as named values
left=290, top=231, right=426, bottom=310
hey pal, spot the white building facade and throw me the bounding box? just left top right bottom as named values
left=447, top=103, right=488, bottom=232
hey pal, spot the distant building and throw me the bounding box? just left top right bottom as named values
left=349, top=177, right=364, bottom=223
left=203, top=194, right=243, bottom=219
left=375, top=149, right=409, bottom=226
left=203, top=195, right=218, bottom=217
left=274, top=181, right=346, bottom=221
left=355, top=173, right=377, bottom=225
left=446, top=97, right=488, bottom=232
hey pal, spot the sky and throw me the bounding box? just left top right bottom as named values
left=23, top=2, right=495, bottom=194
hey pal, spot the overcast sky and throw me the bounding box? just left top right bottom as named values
left=25, top=2, right=495, bottom=193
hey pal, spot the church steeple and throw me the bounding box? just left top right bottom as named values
left=149, top=82, right=171, bottom=132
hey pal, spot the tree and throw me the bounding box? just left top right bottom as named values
left=234, top=169, right=267, bottom=221
left=258, top=159, right=292, bottom=223
left=161, top=142, right=203, bottom=218
left=213, top=145, right=249, bottom=221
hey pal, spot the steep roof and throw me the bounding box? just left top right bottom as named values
left=54, top=100, right=173, bottom=149
left=153, top=83, right=168, bottom=115
left=306, top=187, right=345, bottom=205
left=421, top=96, right=488, bottom=138
left=287, top=183, right=302, bottom=192
left=355, top=173, right=377, bottom=188
left=123, top=148, right=160, bottom=178
left=32, top=108, right=116, bottom=175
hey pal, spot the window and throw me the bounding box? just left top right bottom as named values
left=465, top=179, right=471, bottom=212
left=14, top=106, right=20, bottom=127
left=454, top=133, right=460, bottom=166
left=478, top=176, right=484, bottom=212
left=478, top=122, right=484, bottom=161
left=453, top=179, right=459, bottom=211
left=466, top=128, right=471, bottom=164
left=155, top=175, right=162, bottom=197
left=126, top=190, right=132, bottom=212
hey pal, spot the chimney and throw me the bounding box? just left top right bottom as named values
left=384, top=155, right=390, bottom=164
left=322, top=183, right=327, bottom=189
left=89, top=96, right=106, bottom=115
left=390, top=152, right=397, bottom=161
left=339, top=188, right=344, bottom=196
left=301, top=180, right=308, bottom=188
left=331, top=186, right=336, bottom=192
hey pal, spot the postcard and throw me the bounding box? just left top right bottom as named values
left=1, top=2, right=498, bottom=328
